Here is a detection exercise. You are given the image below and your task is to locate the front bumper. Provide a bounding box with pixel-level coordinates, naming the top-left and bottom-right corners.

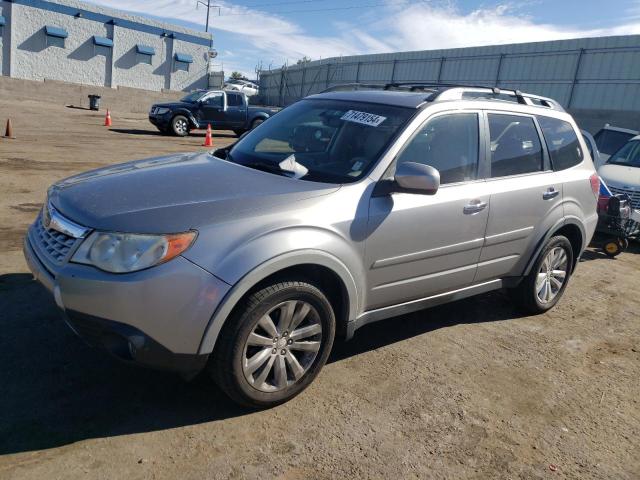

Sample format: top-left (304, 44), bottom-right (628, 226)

top-left (148, 113), bottom-right (171, 130)
top-left (24, 231), bottom-right (230, 376)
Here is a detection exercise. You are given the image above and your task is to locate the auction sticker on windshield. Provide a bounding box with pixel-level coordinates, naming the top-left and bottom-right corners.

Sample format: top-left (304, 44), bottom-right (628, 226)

top-left (341, 110), bottom-right (387, 127)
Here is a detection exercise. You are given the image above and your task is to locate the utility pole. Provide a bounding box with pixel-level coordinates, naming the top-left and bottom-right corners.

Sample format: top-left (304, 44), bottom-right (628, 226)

top-left (197, 0), bottom-right (221, 32)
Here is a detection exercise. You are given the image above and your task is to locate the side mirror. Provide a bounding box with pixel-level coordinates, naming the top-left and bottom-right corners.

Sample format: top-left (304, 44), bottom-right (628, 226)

top-left (395, 162), bottom-right (440, 195)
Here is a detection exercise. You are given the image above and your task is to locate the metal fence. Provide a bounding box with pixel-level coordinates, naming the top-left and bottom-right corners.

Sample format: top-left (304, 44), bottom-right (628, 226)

top-left (257, 35), bottom-right (640, 118)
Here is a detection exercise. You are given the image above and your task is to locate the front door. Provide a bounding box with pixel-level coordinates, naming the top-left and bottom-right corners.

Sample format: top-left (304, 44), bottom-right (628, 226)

top-left (198, 92), bottom-right (226, 128)
top-left (364, 111), bottom-right (491, 310)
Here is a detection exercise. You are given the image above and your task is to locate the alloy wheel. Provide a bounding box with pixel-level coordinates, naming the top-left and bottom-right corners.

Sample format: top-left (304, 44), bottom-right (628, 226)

top-left (174, 119), bottom-right (188, 135)
top-left (536, 246), bottom-right (568, 304)
top-left (242, 300), bottom-right (322, 392)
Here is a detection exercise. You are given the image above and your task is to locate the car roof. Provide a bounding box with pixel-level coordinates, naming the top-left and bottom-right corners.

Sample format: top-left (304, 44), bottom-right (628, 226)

top-left (601, 125), bottom-right (639, 135)
top-left (307, 90), bottom-right (431, 109)
top-left (305, 89), bottom-right (573, 123)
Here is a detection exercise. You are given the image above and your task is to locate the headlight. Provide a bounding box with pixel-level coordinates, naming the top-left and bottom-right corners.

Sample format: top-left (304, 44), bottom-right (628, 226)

top-left (155, 107), bottom-right (170, 115)
top-left (71, 231), bottom-right (197, 273)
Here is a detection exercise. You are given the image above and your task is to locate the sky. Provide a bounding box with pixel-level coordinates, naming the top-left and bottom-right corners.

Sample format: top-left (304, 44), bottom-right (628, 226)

top-left (86, 0), bottom-right (640, 78)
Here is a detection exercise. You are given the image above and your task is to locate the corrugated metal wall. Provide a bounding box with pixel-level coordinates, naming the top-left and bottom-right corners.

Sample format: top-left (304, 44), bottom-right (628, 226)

top-left (258, 35), bottom-right (640, 130)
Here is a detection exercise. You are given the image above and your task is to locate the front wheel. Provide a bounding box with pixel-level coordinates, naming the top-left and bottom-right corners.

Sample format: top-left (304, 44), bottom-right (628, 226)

top-left (511, 235), bottom-right (573, 314)
top-left (210, 280), bottom-right (336, 408)
top-left (171, 115), bottom-right (190, 136)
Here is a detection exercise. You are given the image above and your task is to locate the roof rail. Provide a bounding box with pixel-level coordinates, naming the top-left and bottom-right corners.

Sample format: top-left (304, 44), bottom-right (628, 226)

top-left (320, 82), bottom-right (565, 111)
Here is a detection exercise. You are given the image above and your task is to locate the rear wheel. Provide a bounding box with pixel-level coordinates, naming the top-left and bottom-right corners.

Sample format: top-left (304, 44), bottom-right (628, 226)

top-left (171, 115), bottom-right (190, 136)
top-left (250, 118), bottom-right (264, 130)
top-left (210, 280), bottom-right (335, 408)
top-left (603, 239), bottom-right (623, 257)
top-left (511, 235), bottom-right (573, 314)
top-left (233, 129), bottom-right (246, 137)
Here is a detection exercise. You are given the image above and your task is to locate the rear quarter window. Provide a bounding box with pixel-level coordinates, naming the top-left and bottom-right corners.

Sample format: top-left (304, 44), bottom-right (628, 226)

top-left (537, 116), bottom-right (583, 171)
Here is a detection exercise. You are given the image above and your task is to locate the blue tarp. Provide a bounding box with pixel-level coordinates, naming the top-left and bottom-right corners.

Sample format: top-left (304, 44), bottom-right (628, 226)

top-left (136, 44), bottom-right (155, 56)
top-left (174, 52), bottom-right (194, 64)
top-left (93, 36), bottom-right (113, 48)
top-left (45, 26), bottom-right (68, 39)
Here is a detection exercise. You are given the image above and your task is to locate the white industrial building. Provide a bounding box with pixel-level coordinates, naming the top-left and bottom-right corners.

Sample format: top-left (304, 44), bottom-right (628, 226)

top-left (0, 0), bottom-right (213, 91)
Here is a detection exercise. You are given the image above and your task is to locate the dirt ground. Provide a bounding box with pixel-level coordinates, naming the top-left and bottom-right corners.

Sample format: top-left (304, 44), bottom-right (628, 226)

top-left (0, 91), bottom-right (639, 480)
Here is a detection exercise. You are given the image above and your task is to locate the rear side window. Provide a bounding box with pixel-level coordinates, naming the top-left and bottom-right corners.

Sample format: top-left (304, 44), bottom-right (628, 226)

top-left (396, 113), bottom-right (479, 184)
top-left (227, 93), bottom-right (243, 107)
top-left (537, 116), bottom-right (583, 171)
top-left (488, 114), bottom-right (543, 177)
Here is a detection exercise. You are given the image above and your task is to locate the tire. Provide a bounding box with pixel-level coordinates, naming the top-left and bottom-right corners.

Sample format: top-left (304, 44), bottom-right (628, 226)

top-left (603, 239), bottom-right (622, 258)
top-left (511, 235), bottom-right (574, 314)
top-left (233, 129), bottom-right (246, 137)
top-left (171, 115), bottom-right (190, 136)
top-left (210, 280), bottom-right (336, 408)
top-left (250, 118), bottom-right (264, 130)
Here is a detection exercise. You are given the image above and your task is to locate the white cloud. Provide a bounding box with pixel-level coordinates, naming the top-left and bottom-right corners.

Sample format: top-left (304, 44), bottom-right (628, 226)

top-left (87, 0), bottom-right (640, 76)
top-left (377, 3), bottom-right (640, 52)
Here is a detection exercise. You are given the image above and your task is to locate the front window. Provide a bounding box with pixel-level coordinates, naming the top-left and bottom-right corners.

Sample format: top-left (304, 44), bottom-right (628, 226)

top-left (225, 99), bottom-right (414, 183)
top-left (607, 140), bottom-right (640, 167)
top-left (394, 113), bottom-right (479, 184)
top-left (181, 91), bottom-right (205, 103)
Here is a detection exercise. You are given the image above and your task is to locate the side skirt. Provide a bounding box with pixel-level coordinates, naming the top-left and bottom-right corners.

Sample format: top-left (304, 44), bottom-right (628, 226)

top-left (346, 279), bottom-right (504, 339)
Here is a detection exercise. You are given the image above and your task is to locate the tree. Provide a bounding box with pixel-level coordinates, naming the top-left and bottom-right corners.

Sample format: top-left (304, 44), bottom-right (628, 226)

top-left (230, 71), bottom-right (245, 80)
top-left (296, 56), bottom-right (311, 65)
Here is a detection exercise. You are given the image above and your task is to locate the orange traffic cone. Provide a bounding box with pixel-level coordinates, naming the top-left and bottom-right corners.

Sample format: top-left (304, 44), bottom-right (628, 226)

top-left (202, 124), bottom-right (213, 147)
top-left (4, 118), bottom-right (15, 139)
top-left (104, 109), bottom-right (112, 127)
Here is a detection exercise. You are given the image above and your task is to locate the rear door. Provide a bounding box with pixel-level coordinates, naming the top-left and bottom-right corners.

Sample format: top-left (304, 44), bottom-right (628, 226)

top-left (475, 111), bottom-right (563, 282)
top-left (225, 92), bottom-right (247, 128)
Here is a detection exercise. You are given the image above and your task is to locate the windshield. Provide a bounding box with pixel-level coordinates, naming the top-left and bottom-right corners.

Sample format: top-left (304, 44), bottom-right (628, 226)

top-left (181, 91), bottom-right (205, 103)
top-left (225, 99), bottom-right (414, 183)
top-left (607, 140), bottom-right (640, 167)
top-left (594, 129), bottom-right (636, 155)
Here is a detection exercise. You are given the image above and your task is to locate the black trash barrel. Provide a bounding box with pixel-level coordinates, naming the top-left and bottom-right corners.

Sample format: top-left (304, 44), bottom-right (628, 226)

top-left (88, 95), bottom-right (101, 111)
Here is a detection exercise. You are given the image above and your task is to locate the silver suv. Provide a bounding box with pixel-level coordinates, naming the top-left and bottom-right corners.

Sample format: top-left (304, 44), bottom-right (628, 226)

top-left (24, 84), bottom-right (599, 407)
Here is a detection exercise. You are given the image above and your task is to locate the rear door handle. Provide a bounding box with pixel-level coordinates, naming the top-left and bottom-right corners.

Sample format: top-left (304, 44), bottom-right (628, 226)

top-left (543, 188), bottom-right (560, 200)
top-left (463, 200), bottom-right (488, 214)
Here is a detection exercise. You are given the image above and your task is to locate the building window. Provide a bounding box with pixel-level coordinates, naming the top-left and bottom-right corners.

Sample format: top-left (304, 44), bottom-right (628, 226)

top-left (174, 52), bottom-right (193, 72)
top-left (45, 25), bottom-right (68, 49)
top-left (93, 36), bottom-right (113, 56)
top-left (0, 15), bottom-right (5, 36)
top-left (136, 44), bottom-right (155, 65)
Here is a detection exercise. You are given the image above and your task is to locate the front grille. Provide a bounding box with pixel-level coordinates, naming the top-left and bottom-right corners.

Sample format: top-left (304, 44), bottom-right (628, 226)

top-left (33, 213), bottom-right (81, 265)
top-left (609, 186), bottom-right (640, 209)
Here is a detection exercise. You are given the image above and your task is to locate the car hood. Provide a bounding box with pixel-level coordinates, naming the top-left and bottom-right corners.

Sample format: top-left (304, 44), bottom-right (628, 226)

top-left (48, 152), bottom-right (339, 233)
top-left (598, 163), bottom-right (640, 189)
top-left (152, 101), bottom-right (194, 109)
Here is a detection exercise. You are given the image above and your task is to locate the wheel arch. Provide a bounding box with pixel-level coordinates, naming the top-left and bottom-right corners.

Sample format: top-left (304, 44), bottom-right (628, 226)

top-left (172, 109), bottom-right (200, 129)
top-left (197, 250), bottom-right (359, 355)
top-left (524, 217), bottom-right (585, 276)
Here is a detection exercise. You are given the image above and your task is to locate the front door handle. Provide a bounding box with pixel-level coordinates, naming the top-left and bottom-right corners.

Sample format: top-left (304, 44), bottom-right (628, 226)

top-left (543, 187), bottom-right (560, 200)
top-left (463, 200), bottom-right (488, 214)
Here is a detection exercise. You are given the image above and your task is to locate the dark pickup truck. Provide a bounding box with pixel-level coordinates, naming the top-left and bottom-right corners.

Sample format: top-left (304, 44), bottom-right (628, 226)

top-left (149, 90), bottom-right (280, 137)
